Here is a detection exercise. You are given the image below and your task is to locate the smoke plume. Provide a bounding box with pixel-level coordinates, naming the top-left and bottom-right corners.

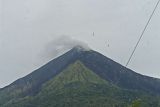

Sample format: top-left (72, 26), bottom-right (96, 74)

top-left (42, 36), bottom-right (89, 59)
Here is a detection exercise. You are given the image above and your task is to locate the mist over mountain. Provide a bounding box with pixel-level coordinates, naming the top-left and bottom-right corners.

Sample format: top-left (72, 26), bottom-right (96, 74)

top-left (42, 36), bottom-right (90, 60)
top-left (0, 46), bottom-right (160, 107)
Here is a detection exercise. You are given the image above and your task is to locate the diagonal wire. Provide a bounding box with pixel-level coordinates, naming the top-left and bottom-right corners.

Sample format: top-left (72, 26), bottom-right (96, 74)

top-left (126, 0), bottom-right (160, 67)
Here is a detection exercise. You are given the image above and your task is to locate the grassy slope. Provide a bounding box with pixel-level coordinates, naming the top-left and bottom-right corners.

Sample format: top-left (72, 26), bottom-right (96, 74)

top-left (1, 61), bottom-right (160, 107)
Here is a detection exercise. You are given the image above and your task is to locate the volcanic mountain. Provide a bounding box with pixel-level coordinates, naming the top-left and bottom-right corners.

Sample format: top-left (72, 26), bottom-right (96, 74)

top-left (0, 46), bottom-right (160, 107)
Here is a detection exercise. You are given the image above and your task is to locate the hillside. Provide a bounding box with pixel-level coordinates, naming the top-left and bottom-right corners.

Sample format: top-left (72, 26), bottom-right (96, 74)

top-left (0, 46), bottom-right (160, 107)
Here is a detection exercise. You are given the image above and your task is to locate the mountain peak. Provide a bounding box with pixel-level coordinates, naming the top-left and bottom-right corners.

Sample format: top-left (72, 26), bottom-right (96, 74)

top-left (1, 44), bottom-right (160, 107)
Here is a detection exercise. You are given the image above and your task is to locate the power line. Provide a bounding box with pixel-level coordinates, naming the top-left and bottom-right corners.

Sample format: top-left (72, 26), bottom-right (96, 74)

top-left (126, 0), bottom-right (160, 67)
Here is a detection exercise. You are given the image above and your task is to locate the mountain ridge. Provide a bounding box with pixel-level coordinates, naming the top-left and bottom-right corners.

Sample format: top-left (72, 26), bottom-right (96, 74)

top-left (0, 46), bottom-right (160, 107)
top-left (1, 46), bottom-right (160, 94)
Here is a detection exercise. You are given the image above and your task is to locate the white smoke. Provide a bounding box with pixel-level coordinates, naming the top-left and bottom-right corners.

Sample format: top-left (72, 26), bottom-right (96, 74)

top-left (42, 36), bottom-right (90, 59)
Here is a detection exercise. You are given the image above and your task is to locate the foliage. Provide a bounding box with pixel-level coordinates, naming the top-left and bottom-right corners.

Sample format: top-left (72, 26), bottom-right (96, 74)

top-left (1, 61), bottom-right (160, 107)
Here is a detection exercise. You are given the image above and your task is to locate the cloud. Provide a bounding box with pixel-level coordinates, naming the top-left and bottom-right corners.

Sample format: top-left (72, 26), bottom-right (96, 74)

top-left (41, 35), bottom-right (89, 59)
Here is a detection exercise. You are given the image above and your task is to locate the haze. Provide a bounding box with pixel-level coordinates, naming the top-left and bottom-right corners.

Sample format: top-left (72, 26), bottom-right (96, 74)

top-left (0, 0), bottom-right (160, 88)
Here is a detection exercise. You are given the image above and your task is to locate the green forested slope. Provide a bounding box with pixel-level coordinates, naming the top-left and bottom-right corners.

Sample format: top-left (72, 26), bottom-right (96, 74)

top-left (1, 61), bottom-right (160, 107)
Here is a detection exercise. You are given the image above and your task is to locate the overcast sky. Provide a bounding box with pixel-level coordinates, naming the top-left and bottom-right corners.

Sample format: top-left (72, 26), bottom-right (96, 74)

top-left (0, 0), bottom-right (160, 88)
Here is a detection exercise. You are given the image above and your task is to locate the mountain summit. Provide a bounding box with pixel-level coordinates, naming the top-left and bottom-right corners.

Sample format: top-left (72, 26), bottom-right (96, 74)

top-left (0, 46), bottom-right (160, 107)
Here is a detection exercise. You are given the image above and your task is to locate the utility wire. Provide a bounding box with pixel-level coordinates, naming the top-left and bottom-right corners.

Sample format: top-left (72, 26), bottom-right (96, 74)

top-left (126, 0), bottom-right (160, 67)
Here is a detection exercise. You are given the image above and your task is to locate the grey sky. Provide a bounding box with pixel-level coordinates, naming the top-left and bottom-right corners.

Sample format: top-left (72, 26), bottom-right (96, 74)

top-left (0, 0), bottom-right (160, 88)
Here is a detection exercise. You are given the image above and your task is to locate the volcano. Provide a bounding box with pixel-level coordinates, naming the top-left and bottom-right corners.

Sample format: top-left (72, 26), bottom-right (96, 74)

top-left (0, 46), bottom-right (160, 107)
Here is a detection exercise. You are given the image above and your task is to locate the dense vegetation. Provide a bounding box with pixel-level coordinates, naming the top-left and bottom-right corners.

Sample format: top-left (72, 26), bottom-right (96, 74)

top-left (1, 61), bottom-right (160, 107)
